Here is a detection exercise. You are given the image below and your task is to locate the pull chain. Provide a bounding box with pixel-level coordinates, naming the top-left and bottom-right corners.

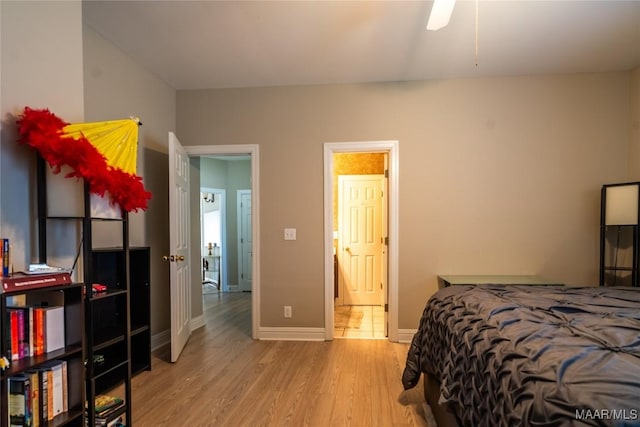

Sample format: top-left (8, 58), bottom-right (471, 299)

top-left (475, 0), bottom-right (479, 67)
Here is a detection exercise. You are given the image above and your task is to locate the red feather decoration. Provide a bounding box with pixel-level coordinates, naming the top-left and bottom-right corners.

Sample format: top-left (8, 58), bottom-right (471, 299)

top-left (17, 107), bottom-right (152, 212)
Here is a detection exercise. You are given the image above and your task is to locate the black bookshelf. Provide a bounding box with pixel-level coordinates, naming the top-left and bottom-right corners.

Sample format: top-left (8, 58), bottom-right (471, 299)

top-left (33, 155), bottom-right (135, 426)
top-left (600, 182), bottom-right (640, 287)
top-left (92, 247), bottom-right (151, 376)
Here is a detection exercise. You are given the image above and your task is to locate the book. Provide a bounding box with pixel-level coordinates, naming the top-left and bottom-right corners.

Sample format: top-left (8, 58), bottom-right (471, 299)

top-left (38, 364), bottom-right (54, 421)
top-left (42, 306), bottom-right (65, 353)
top-left (26, 264), bottom-right (71, 275)
top-left (61, 360), bottom-right (68, 413)
top-left (35, 366), bottom-right (49, 422)
top-left (40, 360), bottom-right (64, 418)
top-left (8, 374), bottom-right (31, 427)
top-left (96, 401), bottom-right (125, 420)
top-left (7, 306), bottom-right (34, 359)
top-left (2, 272), bottom-right (71, 293)
top-left (26, 370), bottom-right (40, 427)
top-left (2, 238), bottom-right (9, 277)
top-left (8, 310), bottom-right (18, 361)
top-left (33, 308), bottom-right (45, 356)
top-left (7, 308), bottom-right (27, 360)
top-left (94, 394), bottom-right (124, 414)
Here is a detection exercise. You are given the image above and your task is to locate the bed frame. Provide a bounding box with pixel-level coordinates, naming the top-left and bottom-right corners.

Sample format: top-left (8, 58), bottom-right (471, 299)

top-left (423, 372), bottom-right (460, 427)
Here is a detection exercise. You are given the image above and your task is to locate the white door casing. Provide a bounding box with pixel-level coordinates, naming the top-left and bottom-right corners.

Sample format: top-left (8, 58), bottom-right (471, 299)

top-left (338, 175), bottom-right (384, 306)
top-left (238, 190), bottom-right (252, 292)
top-left (382, 153), bottom-right (389, 337)
top-left (169, 132), bottom-right (191, 362)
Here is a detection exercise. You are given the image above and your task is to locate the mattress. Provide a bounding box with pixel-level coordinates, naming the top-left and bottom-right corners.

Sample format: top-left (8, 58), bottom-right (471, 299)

top-left (402, 284), bottom-right (640, 426)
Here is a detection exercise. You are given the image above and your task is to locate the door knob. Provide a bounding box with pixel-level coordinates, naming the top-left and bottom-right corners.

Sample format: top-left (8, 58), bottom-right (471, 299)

top-left (177, 255), bottom-right (185, 261)
top-left (162, 255), bottom-right (176, 262)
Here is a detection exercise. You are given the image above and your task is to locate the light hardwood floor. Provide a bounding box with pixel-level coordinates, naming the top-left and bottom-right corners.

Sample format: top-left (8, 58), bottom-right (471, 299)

top-left (128, 292), bottom-right (431, 427)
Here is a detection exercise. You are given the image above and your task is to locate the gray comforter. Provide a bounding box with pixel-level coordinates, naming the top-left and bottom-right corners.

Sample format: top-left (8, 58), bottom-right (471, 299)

top-left (402, 285), bottom-right (640, 426)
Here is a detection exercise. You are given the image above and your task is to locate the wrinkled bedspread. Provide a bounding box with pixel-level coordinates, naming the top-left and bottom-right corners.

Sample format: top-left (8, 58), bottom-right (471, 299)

top-left (402, 285), bottom-right (640, 426)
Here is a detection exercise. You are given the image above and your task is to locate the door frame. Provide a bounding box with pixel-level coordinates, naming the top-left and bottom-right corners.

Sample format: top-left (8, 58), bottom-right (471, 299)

top-left (185, 144), bottom-right (260, 340)
top-left (323, 141), bottom-right (399, 341)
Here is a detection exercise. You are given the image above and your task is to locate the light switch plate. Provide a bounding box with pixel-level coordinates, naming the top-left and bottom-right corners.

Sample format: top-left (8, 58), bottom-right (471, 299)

top-left (284, 228), bottom-right (297, 240)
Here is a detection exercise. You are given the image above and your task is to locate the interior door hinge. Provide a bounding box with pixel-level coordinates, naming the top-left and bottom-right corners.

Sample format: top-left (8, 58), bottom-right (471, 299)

top-left (384, 303), bottom-right (388, 312)
top-left (384, 169), bottom-right (389, 178)
top-left (384, 236), bottom-right (389, 246)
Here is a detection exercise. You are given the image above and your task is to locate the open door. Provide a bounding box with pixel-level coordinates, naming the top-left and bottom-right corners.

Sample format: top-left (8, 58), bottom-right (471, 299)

top-left (169, 132), bottom-right (191, 362)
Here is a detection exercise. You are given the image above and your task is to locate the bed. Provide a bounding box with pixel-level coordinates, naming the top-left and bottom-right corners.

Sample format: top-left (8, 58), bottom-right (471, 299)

top-left (402, 284), bottom-right (640, 427)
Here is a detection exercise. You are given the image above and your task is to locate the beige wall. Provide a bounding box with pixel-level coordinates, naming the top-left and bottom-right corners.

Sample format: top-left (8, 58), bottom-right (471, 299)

top-left (82, 26), bottom-right (176, 338)
top-left (178, 72), bottom-right (632, 329)
top-left (1, 0), bottom-right (85, 271)
top-left (629, 67), bottom-right (640, 179)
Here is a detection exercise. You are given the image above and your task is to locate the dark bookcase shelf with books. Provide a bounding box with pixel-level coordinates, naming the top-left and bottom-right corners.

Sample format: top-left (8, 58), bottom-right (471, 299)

top-left (7, 155), bottom-right (149, 427)
top-left (1, 280), bottom-right (85, 427)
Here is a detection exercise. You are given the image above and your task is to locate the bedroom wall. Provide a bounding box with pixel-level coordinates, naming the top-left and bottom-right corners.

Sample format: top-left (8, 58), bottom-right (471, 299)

top-left (0, 0), bottom-right (84, 273)
top-left (82, 25), bottom-right (176, 341)
top-left (628, 67), bottom-right (640, 180)
top-left (177, 72), bottom-right (632, 330)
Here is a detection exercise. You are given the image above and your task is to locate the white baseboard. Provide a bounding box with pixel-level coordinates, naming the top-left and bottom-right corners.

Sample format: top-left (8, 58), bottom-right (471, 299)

top-left (191, 314), bottom-right (206, 331)
top-left (152, 316), bottom-right (205, 352)
top-left (259, 327), bottom-right (325, 341)
top-left (397, 329), bottom-right (418, 344)
top-left (151, 329), bottom-right (170, 352)
top-left (154, 326), bottom-right (410, 347)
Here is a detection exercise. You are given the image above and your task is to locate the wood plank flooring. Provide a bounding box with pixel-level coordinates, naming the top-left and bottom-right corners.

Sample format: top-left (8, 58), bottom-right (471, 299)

top-left (129, 292), bottom-right (431, 427)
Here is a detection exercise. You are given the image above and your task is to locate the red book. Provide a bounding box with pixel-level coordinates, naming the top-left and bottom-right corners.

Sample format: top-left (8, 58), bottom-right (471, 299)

top-left (10, 310), bottom-right (19, 361)
top-left (1, 272), bottom-right (71, 293)
top-left (17, 308), bottom-right (26, 359)
top-left (34, 308), bottom-right (45, 356)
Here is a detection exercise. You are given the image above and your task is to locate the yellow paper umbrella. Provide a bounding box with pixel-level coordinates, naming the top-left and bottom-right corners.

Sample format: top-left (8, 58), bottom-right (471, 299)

top-left (63, 117), bottom-right (140, 174)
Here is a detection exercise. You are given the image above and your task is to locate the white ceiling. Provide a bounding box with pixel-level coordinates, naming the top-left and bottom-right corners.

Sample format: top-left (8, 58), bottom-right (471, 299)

top-left (82, 0), bottom-right (640, 90)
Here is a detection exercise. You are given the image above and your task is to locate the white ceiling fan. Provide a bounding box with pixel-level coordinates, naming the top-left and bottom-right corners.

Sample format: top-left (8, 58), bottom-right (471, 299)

top-left (427, 0), bottom-right (457, 31)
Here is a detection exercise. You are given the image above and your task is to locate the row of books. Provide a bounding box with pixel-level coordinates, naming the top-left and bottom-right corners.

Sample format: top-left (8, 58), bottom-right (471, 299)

top-left (87, 394), bottom-right (126, 427)
top-left (7, 359), bottom-right (69, 426)
top-left (5, 305), bottom-right (65, 361)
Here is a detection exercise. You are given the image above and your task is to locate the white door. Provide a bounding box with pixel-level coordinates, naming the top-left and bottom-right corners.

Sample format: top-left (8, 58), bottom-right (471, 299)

top-left (338, 175), bottom-right (385, 305)
top-left (238, 190), bottom-right (252, 291)
top-left (169, 132), bottom-right (191, 362)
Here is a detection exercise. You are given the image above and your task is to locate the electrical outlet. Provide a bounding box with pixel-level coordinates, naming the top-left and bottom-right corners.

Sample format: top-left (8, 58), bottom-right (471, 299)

top-left (284, 228), bottom-right (297, 240)
top-left (284, 305), bottom-right (292, 318)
